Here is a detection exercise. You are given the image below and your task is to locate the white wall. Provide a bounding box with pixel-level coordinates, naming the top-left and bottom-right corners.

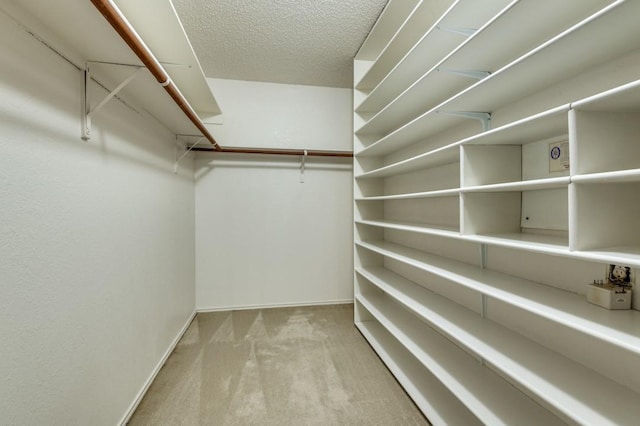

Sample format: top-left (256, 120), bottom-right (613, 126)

top-left (195, 79), bottom-right (353, 310)
top-left (0, 12), bottom-right (195, 425)
top-left (206, 78), bottom-right (353, 150)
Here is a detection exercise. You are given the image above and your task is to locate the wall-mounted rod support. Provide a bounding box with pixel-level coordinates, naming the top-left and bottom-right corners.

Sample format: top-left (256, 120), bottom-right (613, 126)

top-left (89, 0), bottom-right (353, 158)
top-left (174, 137), bottom-right (205, 173)
top-left (82, 65), bottom-right (143, 140)
top-left (88, 66), bottom-right (143, 119)
top-left (300, 150), bottom-right (308, 183)
top-left (81, 67), bottom-right (90, 140)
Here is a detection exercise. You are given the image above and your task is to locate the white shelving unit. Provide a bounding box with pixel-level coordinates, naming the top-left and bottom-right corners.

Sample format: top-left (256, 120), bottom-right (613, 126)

top-left (356, 293), bottom-right (564, 425)
top-left (357, 267), bottom-right (640, 425)
top-left (570, 79), bottom-right (640, 265)
top-left (354, 1), bottom-right (640, 424)
top-left (356, 0), bottom-right (512, 113)
top-left (355, 0), bottom-right (466, 92)
top-left (356, 0), bottom-right (610, 133)
top-left (354, 320), bottom-right (481, 426)
top-left (356, 0), bottom-right (640, 158)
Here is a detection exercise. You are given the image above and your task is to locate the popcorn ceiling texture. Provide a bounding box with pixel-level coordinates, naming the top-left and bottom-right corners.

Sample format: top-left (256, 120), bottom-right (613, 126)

top-left (173, 0), bottom-right (388, 88)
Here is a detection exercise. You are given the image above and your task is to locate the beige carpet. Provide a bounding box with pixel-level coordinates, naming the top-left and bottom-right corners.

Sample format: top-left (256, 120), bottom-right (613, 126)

top-left (129, 304), bottom-right (428, 425)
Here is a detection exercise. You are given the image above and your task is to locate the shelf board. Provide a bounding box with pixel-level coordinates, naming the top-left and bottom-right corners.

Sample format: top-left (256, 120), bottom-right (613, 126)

top-left (355, 0), bottom-right (468, 92)
top-left (355, 240), bottom-right (640, 355)
top-left (356, 294), bottom-right (563, 425)
top-left (355, 142), bottom-right (460, 178)
top-left (356, 0), bottom-right (513, 112)
top-left (357, 266), bottom-right (640, 425)
top-left (461, 177), bottom-right (570, 193)
top-left (572, 169), bottom-right (640, 184)
top-left (460, 104), bottom-right (569, 145)
top-left (571, 78), bottom-right (640, 112)
top-left (355, 188), bottom-right (460, 201)
top-left (356, 0), bottom-right (604, 132)
top-left (12, 0), bottom-right (220, 135)
top-left (355, 0), bottom-right (420, 61)
top-left (356, 107), bottom-right (462, 157)
top-left (464, 232), bottom-right (569, 256)
top-left (354, 321), bottom-right (481, 426)
top-left (114, 0), bottom-right (221, 116)
top-left (442, 0), bottom-right (640, 114)
top-left (574, 246), bottom-right (640, 269)
top-left (355, 220), bottom-right (461, 239)
top-left (358, 0), bottom-right (639, 157)
top-left (356, 104), bottom-right (568, 157)
top-left (357, 217), bottom-right (570, 255)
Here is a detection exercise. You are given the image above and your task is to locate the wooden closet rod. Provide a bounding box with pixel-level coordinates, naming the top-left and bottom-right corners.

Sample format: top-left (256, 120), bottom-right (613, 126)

top-left (189, 147), bottom-right (352, 157)
top-left (90, 0), bottom-right (353, 159)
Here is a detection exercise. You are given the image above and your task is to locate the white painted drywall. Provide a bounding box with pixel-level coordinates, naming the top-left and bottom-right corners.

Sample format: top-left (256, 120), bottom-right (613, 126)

top-left (195, 79), bottom-right (353, 310)
top-left (0, 13), bottom-right (195, 425)
top-left (206, 78), bottom-right (353, 150)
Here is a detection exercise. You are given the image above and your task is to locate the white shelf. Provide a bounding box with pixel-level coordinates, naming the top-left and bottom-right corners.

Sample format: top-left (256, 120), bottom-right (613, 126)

top-left (442, 0), bottom-right (639, 114)
top-left (570, 98), bottom-right (640, 175)
top-left (355, 142), bottom-right (459, 179)
top-left (356, 0), bottom-right (513, 113)
top-left (572, 169), bottom-right (640, 184)
top-left (356, 102), bottom-right (568, 157)
top-left (356, 0), bottom-right (606, 133)
top-left (355, 0), bottom-right (469, 91)
top-left (571, 78), bottom-right (640, 112)
top-left (464, 233), bottom-right (569, 256)
top-left (355, 188), bottom-right (460, 201)
top-left (358, 0), bottom-right (639, 157)
top-left (355, 0), bottom-right (420, 61)
top-left (460, 105), bottom-right (569, 146)
top-left (355, 219), bottom-right (571, 255)
top-left (355, 220), bottom-right (461, 240)
top-left (461, 177), bottom-right (570, 193)
top-left (11, 0), bottom-right (221, 135)
top-left (357, 266), bottom-right (640, 425)
top-left (571, 183), bottom-right (640, 260)
top-left (575, 246), bottom-right (640, 267)
top-left (354, 320), bottom-right (481, 426)
top-left (356, 293), bottom-right (564, 425)
top-left (356, 240), bottom-right (640, 355)
top-left (114, 0), bottom-right (221, 116)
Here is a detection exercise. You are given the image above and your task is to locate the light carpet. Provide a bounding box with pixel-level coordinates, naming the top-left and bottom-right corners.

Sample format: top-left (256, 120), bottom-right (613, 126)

top-left (129, 304), bottom-right (428, 425)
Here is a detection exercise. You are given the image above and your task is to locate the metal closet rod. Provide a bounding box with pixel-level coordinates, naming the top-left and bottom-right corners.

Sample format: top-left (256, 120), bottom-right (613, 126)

top-left (89, 0), bottom-right (353, 159)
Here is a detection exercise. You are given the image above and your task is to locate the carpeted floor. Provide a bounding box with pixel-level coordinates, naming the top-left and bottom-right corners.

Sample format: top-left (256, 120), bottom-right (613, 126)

top-left (129, 304), bottom-right (429, 425)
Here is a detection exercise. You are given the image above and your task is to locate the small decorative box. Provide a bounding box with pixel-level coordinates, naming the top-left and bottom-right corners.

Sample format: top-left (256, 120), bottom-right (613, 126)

top-left (587, 283), bottom-right (632, 310)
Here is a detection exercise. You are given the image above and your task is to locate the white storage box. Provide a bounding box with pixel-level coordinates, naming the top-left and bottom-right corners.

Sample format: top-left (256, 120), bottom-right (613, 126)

top-left (586, 284), bottom-right (632, 310)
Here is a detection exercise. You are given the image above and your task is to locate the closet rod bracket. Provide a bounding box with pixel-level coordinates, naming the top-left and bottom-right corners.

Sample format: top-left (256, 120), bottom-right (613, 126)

top-left (81, 64), bottom-right (144, 141)
top-left (174, 136), bottom-right (205, 173)
top-left (300, 150), bottom-right (308, 183)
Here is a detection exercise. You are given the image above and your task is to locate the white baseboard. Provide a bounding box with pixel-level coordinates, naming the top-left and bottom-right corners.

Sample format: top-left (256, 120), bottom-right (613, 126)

top-left (197, 298), bottom-right (353, 313)
top-left (118, 310), bottom-right (197, 426)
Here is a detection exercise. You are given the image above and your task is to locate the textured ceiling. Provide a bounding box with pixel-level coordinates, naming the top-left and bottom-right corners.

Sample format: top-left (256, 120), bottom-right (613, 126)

top-left (173, 0), bottom-right (388, 88)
